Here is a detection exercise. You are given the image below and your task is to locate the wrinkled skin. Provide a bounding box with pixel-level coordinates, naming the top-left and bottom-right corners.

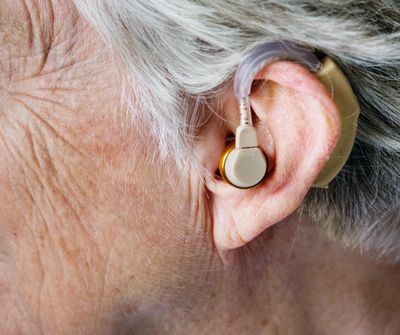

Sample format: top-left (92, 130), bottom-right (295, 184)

top-left (0, 1), bottom-right (218, 332)
top-left (1, 1), bottom-right (400, 335)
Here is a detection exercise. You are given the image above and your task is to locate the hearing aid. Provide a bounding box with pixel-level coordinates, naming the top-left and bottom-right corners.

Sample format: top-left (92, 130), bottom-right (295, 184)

top-left (219, 40), bottom-right (360, 189)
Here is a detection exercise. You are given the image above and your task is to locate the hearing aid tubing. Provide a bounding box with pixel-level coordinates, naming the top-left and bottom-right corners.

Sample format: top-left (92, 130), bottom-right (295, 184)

top-left (227, 40), bottom-right (360, 189)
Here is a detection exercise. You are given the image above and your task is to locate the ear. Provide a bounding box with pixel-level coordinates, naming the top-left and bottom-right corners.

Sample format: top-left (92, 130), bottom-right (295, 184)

top-left (199, 61), bottom-right (341, 250)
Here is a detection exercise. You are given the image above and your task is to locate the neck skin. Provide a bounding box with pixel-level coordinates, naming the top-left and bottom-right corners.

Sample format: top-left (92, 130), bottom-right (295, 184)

top-left (107, 214), bottom-right (400, 335)
top-left (1, 2), bottom-right (400, 334)
top-left (194, 216), bottom-right (400, 335)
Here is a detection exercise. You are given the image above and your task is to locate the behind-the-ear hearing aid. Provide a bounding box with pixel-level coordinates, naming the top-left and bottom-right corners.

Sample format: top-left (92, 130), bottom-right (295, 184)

top-left (219, 40), bottom-right (360, 189)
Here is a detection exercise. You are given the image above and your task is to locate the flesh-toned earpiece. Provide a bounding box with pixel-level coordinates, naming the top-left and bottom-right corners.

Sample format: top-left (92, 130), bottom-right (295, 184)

top-left (218, 40), bottom-right (360, 189)
top-left (219, 125), bottom-right (268, 189)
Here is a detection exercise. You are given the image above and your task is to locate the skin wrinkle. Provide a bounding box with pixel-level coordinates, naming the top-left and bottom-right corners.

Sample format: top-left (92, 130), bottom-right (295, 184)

top-left (3, 38), bottom-right (65, 335)
top-left (22, 215), bottom-right (46, 335)
top-left (0, 45), bottom-right (13, 84)
top-left (0, 202), bottom-right (35, 334)
top-left (20, 1), bottom-right (34, 51)
top-left (1, 1), bottom-right (84, 86)
top-left (3, 116), bottom-right (98, 264)
top-left (22, 0), bottom-right (75, 76)
top-left (10, 96), bottom-right (88, 158)
top-left (12, 1), bottom-right (51, 76)
top-left (6, 173), bottom-right (46, 334)
top-left (2, 39), bottom-right (120, 161)
top-left (0, 9), bottom-right (121, 331)
top-left (0, 3), bottom-right (30, 48)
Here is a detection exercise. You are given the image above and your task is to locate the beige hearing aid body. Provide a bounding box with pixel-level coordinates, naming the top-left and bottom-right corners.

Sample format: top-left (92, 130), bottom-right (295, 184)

top-left (219, 42), bottom-right (360, 189)
top-left (219, 125), bottom-right (268, 189)
top-left (313, 57), bottom-right (360, 188)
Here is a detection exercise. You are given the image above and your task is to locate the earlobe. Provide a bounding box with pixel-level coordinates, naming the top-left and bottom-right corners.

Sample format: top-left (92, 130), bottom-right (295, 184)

top-left (207, 61), bottom-right (342, 250)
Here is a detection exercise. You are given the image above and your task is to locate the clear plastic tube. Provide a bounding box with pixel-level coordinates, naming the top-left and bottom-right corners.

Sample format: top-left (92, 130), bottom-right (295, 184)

top-left (234, 40), bottom-right (321, 97)
top-left (234, 41), bottom-right (321, 125)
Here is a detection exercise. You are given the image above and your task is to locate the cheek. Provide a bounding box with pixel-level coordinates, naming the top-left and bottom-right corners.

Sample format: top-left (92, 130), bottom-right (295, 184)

top-left (105, 154), bottom-right (209, 271)
top-left (93, 156), bottom-right (217, 313)
top-left (0, 116), bottom-right (215, 331)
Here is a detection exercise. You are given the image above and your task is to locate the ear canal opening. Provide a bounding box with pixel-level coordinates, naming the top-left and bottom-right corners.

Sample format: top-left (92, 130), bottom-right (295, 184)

top-left (225, 133), bottom-right (235, 146)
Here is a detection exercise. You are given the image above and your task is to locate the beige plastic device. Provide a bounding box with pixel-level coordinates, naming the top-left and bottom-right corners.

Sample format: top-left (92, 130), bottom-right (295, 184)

top-left (313, 57), bottom-right (360, 188)
top-left (219, 124), bottom-right (268, 189)
top-left (219, 41), bottom-right (360, 189)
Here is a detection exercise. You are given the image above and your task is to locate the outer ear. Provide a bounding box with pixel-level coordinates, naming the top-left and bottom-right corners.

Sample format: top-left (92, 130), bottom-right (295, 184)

top-left (204, 61), bottom-right (341, 250)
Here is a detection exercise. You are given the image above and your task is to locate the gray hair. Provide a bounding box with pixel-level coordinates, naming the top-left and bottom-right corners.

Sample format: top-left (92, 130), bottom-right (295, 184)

top-left (73, 0), bottom-right (400, 261)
